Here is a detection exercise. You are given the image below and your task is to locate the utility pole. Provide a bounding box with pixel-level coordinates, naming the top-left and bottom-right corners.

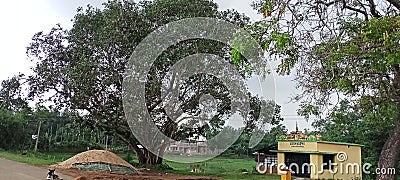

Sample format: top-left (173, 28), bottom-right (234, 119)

top-left (105, 135), bottom-right (109, 151)
top-left (34, 120), bottom-right (42, 152)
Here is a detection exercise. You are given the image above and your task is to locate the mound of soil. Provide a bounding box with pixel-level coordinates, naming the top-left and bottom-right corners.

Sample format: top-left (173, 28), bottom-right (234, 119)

top-left (50, 150), bottom-right (136, 171)
top-left (51, 150), bottom-right (218, 179)
top-left (59, 168), bottom-right (218, 180)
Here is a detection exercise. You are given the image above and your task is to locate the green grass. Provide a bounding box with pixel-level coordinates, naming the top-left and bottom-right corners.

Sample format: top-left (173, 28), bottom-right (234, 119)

top-left (161, 155), bottom-right (280, 180)
top-left (0, 151), bottom-right (74, 165)
top-left (122, 154), bottom-right (280, 179)
top-left (0, 151), bottom-right (280, 179)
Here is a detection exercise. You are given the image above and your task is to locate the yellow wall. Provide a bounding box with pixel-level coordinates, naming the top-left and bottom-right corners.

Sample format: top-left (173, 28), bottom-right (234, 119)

top-left (309, 154), bottom-right (322, 179)
top-left (278, 141), bottom-right (317, 151)
top-left (277, 141), bottom-right (362, 180)
top-left (277, 152), bottom-right (285, 165)
top-left (317, 143), bottom-right (362, 180)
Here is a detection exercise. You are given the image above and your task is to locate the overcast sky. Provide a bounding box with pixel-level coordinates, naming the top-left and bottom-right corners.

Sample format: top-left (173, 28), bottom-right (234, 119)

top-left (0, 0), bottom-right (314, 131)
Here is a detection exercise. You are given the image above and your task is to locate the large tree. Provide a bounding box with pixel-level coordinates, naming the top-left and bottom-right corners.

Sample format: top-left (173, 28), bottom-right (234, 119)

top-left (248, 1), bottom-right (400, 179)
top-left (312, 100), bottom-right (397, 179)
top-left (305, 17), bottom-right (400, 179)
top-left (0, 74), bottom-right (30, 112)
top-left (27, 0), bottom-right (276, 167)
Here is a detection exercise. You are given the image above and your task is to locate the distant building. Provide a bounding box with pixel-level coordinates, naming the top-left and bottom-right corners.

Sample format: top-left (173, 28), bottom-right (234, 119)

top-left (271, 124), bottom-right (363, 179)
top-left (254, 144), bottom-right (279, 174)
top-left (165, 140), bottom-right (216, 156)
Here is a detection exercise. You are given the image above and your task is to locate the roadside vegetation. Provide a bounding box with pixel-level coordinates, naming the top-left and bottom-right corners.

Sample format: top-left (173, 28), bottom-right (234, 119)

top-left (0, 150), bottom-right (279, 179)
top-left (1, 0), bottom-right (400, 179)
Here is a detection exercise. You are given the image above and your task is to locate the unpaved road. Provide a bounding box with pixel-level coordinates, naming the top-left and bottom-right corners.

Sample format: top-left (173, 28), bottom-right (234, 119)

top-left (0, 158), bottom-right (73, 180)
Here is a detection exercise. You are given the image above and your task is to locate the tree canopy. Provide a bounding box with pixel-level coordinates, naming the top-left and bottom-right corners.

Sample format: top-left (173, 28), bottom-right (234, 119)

top-left (26, 0), bottom-right (280, 167)
top-left (248, 1), bottom-right (400, 179)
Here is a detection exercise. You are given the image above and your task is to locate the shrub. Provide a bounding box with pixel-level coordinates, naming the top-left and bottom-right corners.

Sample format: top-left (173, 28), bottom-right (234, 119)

top-left (154, 163), bottom-right (174, 171)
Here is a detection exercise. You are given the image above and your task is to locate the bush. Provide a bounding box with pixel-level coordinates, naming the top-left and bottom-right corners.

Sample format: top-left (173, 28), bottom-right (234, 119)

top-left (154, 163), bottom-right (174, 171)
top-left (50, 141), bottom-right (104, 153)
top-left (130, 161), bottom-right (145, 168)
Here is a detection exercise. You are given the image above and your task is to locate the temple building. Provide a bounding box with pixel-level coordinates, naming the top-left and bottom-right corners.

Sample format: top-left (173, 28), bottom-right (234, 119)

top-left (165, 140), bottom-right (213, 156)
top-left (255, 124), bottom-right (364, 179)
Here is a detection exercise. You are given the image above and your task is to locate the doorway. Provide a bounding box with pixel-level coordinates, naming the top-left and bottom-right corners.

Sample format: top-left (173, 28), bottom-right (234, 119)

top-left (285, 153), bottom-right (311, 178)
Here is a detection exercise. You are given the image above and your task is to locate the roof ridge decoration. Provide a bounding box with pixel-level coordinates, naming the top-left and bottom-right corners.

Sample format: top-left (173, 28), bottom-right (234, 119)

top-left (276, 126), bottom-right (322, 141)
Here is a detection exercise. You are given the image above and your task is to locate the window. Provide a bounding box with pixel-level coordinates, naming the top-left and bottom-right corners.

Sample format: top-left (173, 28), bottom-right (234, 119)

top-left (323, 154), bottom-right (335, 169)
top-left (265, 155), bottom-right (278, 166)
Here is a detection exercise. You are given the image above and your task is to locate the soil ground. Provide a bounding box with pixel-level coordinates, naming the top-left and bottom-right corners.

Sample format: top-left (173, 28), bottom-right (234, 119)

top-left (52, 149), bottom-right (218, 179)
top-left (58, 168), bottom-right (218, 180)
top-left (0, 158), bottom-right (217, 180)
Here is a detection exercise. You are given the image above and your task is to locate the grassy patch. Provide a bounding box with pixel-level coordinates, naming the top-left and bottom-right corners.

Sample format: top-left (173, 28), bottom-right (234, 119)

top-left (0, 151), bottom-right (74, 165)
top-left (122, 154), bottom-right (280, 179)
top-left (0, 151), bottom-right (280, 179)
top-left (162, 155), bottom-right (280, 180)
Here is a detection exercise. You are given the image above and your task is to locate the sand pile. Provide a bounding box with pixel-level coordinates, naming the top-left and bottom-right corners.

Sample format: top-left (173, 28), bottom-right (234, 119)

top-left (50, 150), bottom-right (136, 171)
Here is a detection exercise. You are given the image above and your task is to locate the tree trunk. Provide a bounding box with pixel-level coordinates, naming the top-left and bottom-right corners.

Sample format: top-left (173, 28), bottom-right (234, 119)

top-left (112, 118), bottom-right (177, 168)
top-left (377, 104), bottom-right (400, 180)
top-left (136, 150), bottom-right (147, 166)
top-left (114, 133), bottom-right (163, 168)
top-left (143, 150), bottom-right (162, 168)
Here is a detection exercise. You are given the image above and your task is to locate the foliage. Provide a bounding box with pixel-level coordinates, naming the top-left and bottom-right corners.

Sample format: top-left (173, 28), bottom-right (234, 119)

top-left (153, 163), bottom-right (174, 171)
top-left (0, 74), bottom-right (30, 111)
top-left (223, 124), bottom-right (286, 157)
top-left (247, 1), bottom-right (400, 179)
top-left (222, 103), bottom-right (286, 157)
top-left (312, 100), bottom-right (397, 179)
top-left (302, 17), bottom-right (400, 178)
top-left (301, 16), bottom-right (400, 103)
top-left (0, 108), bottom-right (31, 150)
top-left (0, 76), bottom-right (118, 153)
top-left (25, 0), bottom-right (277, 167)
top-left (0, 150), bottom-right (280, 180)
top-left (233, 21), bottom-right (299, 75)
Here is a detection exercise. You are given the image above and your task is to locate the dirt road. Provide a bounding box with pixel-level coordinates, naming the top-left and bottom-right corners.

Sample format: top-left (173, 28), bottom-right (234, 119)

top-left (0, 158), bottom-right (73, 180)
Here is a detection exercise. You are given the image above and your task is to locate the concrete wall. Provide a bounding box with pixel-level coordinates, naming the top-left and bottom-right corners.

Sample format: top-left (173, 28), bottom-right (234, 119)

top-left (317, 143), bottom-right (362, 180)
top-left (278, 141), bottom-right (318, 152)
top-left (277, 141), bottom-right (362, 180)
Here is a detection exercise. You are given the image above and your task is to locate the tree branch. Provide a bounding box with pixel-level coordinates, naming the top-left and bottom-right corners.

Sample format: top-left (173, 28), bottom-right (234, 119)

top-left (368, 0), bottom-right (381, 17)
top-left (342, 0), bottom-right (369, 20)
top-left (315, 0), bottom-right (340, 7)
top-left (387, 0), bottom-right (400, 10)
